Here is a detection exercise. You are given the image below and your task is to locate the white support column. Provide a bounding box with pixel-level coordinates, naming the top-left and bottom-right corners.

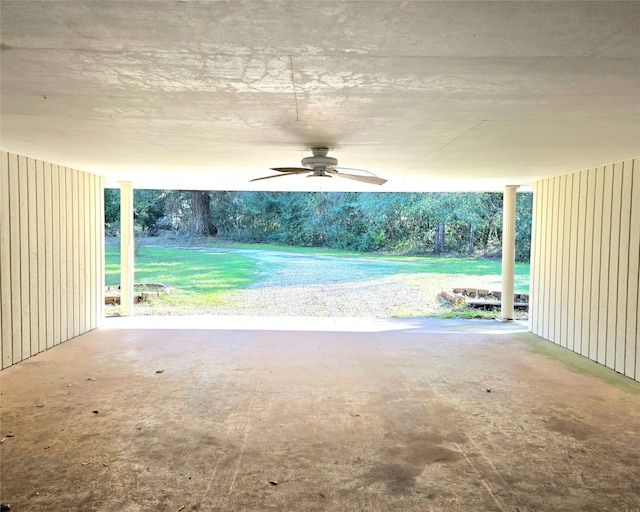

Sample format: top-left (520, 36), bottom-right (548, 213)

top-left (500, 185), bottom-right (519, 322)
top-left (119, 181), bottom-right (135, 316)
top-left (98, 176), bottom-right (106, 326)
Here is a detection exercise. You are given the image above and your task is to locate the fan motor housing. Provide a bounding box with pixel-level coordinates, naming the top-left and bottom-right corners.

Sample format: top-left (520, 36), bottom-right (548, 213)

top-left (301, 155), bottom-right (338, 169)
top-left (301, 146), bottom-right (338, 169)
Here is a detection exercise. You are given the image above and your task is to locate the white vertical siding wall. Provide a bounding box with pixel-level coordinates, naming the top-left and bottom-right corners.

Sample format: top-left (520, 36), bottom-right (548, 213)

top-left (531, 158), bottom-right (640, 381)
top-left (0, 150), bottom-right (104, 368)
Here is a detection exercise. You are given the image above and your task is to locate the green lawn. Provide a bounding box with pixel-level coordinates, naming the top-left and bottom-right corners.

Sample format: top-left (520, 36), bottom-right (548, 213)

top-left (106, 242), bottom-right (530, 308)
top-left (105, 244), bottom-right (259, 306)
top-left (222, 241), bottom-right (530, 284)
top-left (250, 241), bottom-right (531, 293)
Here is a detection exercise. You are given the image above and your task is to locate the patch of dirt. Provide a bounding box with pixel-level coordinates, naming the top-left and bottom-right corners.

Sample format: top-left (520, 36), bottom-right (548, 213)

top-left (129, 273), bottom-right (516, 318)
top-left (545, 416), bottom-right (601, 441)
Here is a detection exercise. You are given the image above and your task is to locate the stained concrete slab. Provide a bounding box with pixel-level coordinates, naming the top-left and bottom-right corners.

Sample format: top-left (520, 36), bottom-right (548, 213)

top-left (1, 317), bottom-right (639, 511)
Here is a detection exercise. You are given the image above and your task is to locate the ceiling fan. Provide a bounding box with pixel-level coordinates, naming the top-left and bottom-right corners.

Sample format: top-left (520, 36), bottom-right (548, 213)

top-left (250, 147), bottom-right (387, 185)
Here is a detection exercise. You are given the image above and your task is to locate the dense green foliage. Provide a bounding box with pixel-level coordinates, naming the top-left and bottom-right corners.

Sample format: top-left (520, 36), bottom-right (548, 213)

top-left (104, 189), bottom-right (168, 235)
top-left (104, 189), bottom-right (533, 261)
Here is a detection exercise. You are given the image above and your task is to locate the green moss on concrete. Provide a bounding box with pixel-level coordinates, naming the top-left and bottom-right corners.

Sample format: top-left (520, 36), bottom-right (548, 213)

top-left (527, 338), bottom-right (640, 396)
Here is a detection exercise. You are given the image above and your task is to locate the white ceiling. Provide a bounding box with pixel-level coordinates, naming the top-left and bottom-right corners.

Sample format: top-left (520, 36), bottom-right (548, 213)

top-left (1, 1), bottom-right (639, 192)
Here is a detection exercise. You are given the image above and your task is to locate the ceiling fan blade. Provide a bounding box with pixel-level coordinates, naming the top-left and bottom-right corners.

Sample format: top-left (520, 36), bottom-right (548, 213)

top-left (327, 169), bottom-right (387, 185)
top-left (250, 172), bottom-right (307, 182)
top-left (333, 166), bottom-right (382, 175)
top-left (270, 167), bottom-right (312, 174)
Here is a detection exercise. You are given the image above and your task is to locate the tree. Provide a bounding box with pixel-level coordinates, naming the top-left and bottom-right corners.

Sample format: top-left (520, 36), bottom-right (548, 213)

top-left (190, 191), bottom-right (217, 236)
top-left (103, 188), bottom-right (533, 261)
top-left (104, 188), bottom-right (167, 235)
top-left (434, 223), bottom-right (446, 254)
top-left (428, 193), bottom-right (458, 255)
top-left (515, 192), bottom-right (533, 262)
top-left (104, 188), bottom-right (120, 231)
top-left (134, 190), bottom-right (167, 235)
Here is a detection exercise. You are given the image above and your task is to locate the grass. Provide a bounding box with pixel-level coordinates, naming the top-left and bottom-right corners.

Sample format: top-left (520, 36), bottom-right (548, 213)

top-left (436, 306), bottom-right (500, 320)
top-left (393, 305), bottom-right (498, 320)
top-left (216, 240), bottom-right (529, 277)
top-left (148, 238), bottom-right (530, 291)
top-left (106, 244), bottom-right (259, 307)
top-left (105, 240), bottom-right (530, 314)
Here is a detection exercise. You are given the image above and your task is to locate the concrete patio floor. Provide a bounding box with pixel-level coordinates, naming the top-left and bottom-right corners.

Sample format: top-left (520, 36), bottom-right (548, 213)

top-left (1, 317), bottom-right (639, 511)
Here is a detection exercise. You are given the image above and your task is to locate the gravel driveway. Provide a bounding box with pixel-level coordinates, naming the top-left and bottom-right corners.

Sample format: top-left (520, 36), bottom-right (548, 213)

top-left (133, 248), bottom-right (505, 317)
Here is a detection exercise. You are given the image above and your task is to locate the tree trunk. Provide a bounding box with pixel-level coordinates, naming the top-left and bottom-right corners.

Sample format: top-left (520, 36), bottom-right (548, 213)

top-left (434, 223), bottom-right (446, 254)
top-left (468, 223), bottom-right (475, 255)
top-left (190, 191), bottom-right (217, 236)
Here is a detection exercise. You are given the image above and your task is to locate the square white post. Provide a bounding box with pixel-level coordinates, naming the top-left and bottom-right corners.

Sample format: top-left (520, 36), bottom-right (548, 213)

top-left (119, 181), bottom-right (134, 316)
top-left (500, 185), bottom-right (519, 322)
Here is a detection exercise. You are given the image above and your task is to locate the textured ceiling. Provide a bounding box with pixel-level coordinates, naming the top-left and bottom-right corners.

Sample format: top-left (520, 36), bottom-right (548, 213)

top-left (1, 1), bottom-right (639, 191)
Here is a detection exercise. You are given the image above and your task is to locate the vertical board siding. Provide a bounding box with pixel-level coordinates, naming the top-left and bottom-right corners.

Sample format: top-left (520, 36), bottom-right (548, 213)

top-left (556, 175), bottom-right (567, 345)
top-left (545, 178), bottom-right (556, 341)
top-left (574, 171), bottom-right (588, 355)
top-left (52, 165), bottom-right (61, 346)
top-left (66, 168), bottom-right (74, 341)
top-left (607, 163), bottom-right (623, 369)
top-left (583, 169), bottom-right (597, 358)
top-left (82, 174), bottom-right (90, 332)
top-left (560, 174), bottom-right (572, 348)
top-left (628, 161), bottom-right (640, 380)
top-left (566, 173), bottom-right (579, 352)
top-left (89, 175), bottom-right (96, 328)
top-left (531, 157), bottom-right (640, 381)
top-left (589, 168), bottom-right (605, 361)
top-left (530, 183), bottom-right (539, 332)
top-left (72, 170), bottom-right (80, 337)
top-left (27, 158), bottom-right (39, 357)
top-left (1, 152), bottom-right (13, 368)
top-left (18, 155), bottom-right (31, 361)
top-left (616, 161), bottom-right (633, 374)
top-left (58, 165), bottom-right (67, 345)
top-left (534, 181), bottom-right (550, 329)
top-left (36, 161), bottom-right (47, 354)
top-left (0, 151), bottom-right (104, 368)
top-left (530, 182), bottom-right (540, 333)
top-left (598, 165), bottom-right (614, 365)
top-left (9, 154), bottom-right (22, 363)
top-left (43, 162), bottom-right (54, 350)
